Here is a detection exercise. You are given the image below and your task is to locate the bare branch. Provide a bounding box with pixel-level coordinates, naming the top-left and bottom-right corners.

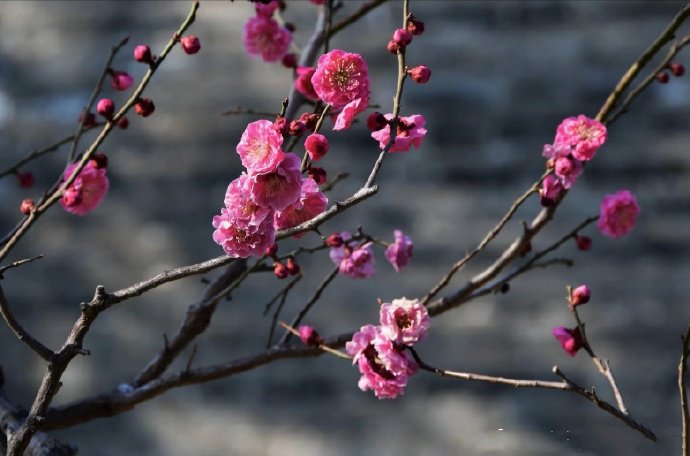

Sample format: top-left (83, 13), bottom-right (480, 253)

top-left (0, 283), bottom-right (54, 361)
top-left (680, 325), bottom-right (690, 456)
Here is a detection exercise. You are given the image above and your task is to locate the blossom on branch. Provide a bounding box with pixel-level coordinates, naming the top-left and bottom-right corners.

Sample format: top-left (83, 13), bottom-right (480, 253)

top-left (552, 326), bottom-right (585, 357)
top-left (236, 119), bottom-right (285, 174)
top-left (294, 66), bottom-right (319, 101)
top-left (329, 232), bottom-right (375, 279)
top-left (346, 325), bottom-right (418, 399)
top-left (379, 298), bottom-right (429, 345)
top-left (553, 114), bottom-right (607, 162)
top-left (385, 229), bottom-right (413, 272)
top-left (371, 113), bottom-right (427, 153)
top-left (274, 177), bottom-right (328, 237)
top-left (59, 161), bottom-right (110, 215)
top-left (247, 153), bottom-right (302, 211)
top-left (243, 15), bottom-right (292, 62)
top-left (597, 190), bottom-right (640, 239)
top-left (212, 207), bottom-right (275, 258)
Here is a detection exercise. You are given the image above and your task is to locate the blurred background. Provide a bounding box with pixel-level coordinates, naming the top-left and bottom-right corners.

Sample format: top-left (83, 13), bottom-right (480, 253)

top-left (1, 1), bottom-right (690, 454)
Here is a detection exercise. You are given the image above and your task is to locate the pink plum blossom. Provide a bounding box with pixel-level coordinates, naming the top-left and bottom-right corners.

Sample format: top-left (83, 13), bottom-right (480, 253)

top-left (247, 153), bottom-right (302, 211)
top-left (346, 325), bottom-right (418, 399)
top-left (371, 113), bottom-right (427, 153)
top-left (329, 232), bottom-right (375, 279)
top-left (59, 161), bottom-right (110, 215)
top-left (236, 119), bottom-right (285, 174)
top-left (553, 155), bottom-right (583, 189)
top-left (294, 66), bottom-right (319, 101)
top-left (333, 97), bottom-right (368, 131)
top-left (385, 229), bottom-right (413, 272)
top-left (597, 190), bottom-right (640, 239)
top-left (243, 16), bottom-right (292, 62)
top-left (311, 49), bottom-right (369, 108)
top-left (379, 298), bottom-right (430, 345)
top-left (274, 178), bottom-right (328, 236)
top-left (539, 174), bottom-right (564, 207)
top-left (223, 174), bottom-right (272, 228)
top-left (553, 114), bottom-right (607, 161)
top-left (542, 143), bottom-right (571, 160)
top-left (304, 133), bottom-right (329, 161)
top-left (109, 70), bottom-right (133, 91)
top-left (212, 207), bottom-right (275, 258)
top-left (552, 326), bottom-right (585, 357)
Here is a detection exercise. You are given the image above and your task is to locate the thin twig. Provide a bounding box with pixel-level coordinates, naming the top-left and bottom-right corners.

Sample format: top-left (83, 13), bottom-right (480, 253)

top-left (220, 107), bottom-right (279, 117)
top-left (680, 325), bottom-right (690, 456)
top-left (0, 283), bottom-right (54, 361)
top-left (0, 255), bottom-right (44, 277)
top-left (328, 0), bottom-right (390, 37)
top-left (266, 275), bottom-right (302, 348)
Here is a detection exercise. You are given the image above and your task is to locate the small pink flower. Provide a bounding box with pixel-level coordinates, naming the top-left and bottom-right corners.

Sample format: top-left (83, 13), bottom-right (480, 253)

top-left (346, 325), bottom-right (418, 399)
top-left (274, 178), bottom-right (328, 237)
top-left (597, 190), bottom-right (640, 239)
top-left (59, 161), bottom-right (110, 215)
top-left (552, 326), bottom-right (585, 357)
top-left (539, 174), bottom-right (564, 207)
top-left (371, 114), bottom-right (427, 153)
top-left (108, 70), bottom-right (133, 91)
top-left (570, 285), bottom-right (591, 309)
top-left (243, 16), bottom-right (292, 62)
top-left (247, 153), bottom-right (302, 211)
top-left (294, 66), bottom-right (319, 101)
top-left (223, 174), bottom-right (272, 228)
top-left (553, 155), bottom-right (583, 189)
top-left (212, 207), bottom-right (275, 258)
top-left (554, 114), bottom-right (607, 162)
top-left (329, 232), bottom-right (375, 279)
top-left (311, 49), bottom-right (369, 108)
top-left (379, 297), bottom-right (430, 345)
top-left (333, 97), bottom-right (368, 131)
top-left (236, 119), bottom-right (285, 174)
top-left (385, 229), bottom-right (413, 272)
top-left (304, 133), bottom-right (329, 161)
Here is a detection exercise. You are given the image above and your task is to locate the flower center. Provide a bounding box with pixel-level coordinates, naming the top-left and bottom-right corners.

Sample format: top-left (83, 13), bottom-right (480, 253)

top-left (394, 308), bottom-right (412, 330)
top-left (363, 345), bottom-right (395, 380)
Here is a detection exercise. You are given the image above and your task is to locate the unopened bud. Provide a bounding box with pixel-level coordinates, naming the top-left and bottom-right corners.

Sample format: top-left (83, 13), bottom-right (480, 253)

top-left (305, 133), bottom-right (329, 161)
top-left (265, 243), bottom-right (278, 257)
top-left (274, 116), bottom-right (289, 135)
top-left (282, 52), bottom-right (297, 69)
top-left (298, 325), bottom-right (323, 346)
top-left (408, 65), bottom-right (431, 84)
top-left (671, 62), bottom-right (686, 77)
top-left (386, 40), bottom-right (400, 55)
top-left (307, 166), bottom-right (327, 185)
top-left (366, 112), bottom-right (387, 132)
top-left (575, 235), bottom-right (592, 251)
top-left (326, 233), bottom-right (343, 248)
top-left (299, 112), bottom-right (318, 131)
top-left (180, 35), bottom-right (201, 55)
top-left (20, 198), bottom-right (35, 215)
top-left (96, 98), bottom-right (115, 120)
top-left (90, 153), bottom-right (108, 169)
top-left (134, 45), bottom-right (154, 64)
top-left (289, 120), bottom-right (305, 137)
top-left (79, 111), bottom-right (96, 128)
top-left (273, 262), bottom-right (288, 279)
top-left (117, 116), bottom-right (129, 130)
top-left (286, 257), bottom-right (300, 275)
top-left (656, 71), bottom-right (670, 84)
top-left (135, 98), bottom-right (155, 117)
top-left (392, 28), bottom-right (413, 47)
top-left (108, 69), bottom-right (133, 91)
top-left (569, 285), bottom-right (591, 309)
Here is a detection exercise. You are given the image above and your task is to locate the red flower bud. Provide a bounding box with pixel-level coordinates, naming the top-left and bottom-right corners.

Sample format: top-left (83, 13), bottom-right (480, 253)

top-left (386, 40), bottom-right (400, 55)
top-left (569, 285), bottom-right (591, 309)
top-left (671, 62), bottom-right (686, 77)
top-left (135, 98), bottom-right (155, 117)
top-left (286, 257), bottom-right (300, 275)
top-left (307, 166), bottom-right (327, 185)
top-left (20, 198), bottom-right (35, 215)
top-left (134, 45), bottom-right (153, 64)
top-left (392, 28), bottom-right (413, 47)
top-left (90, 153), bottom-right (108, 169)
top-left (282, 52), bottom-right (297, 69)
top-left (16, 172), bottom-right (34, 188)
top-left (656, 71), bottom-right (670, 84)
top-left (289, 120), bottom-right (305, 137)
top-left (299, 112), bottom-right (318, 131)
top-left (326, 233), bottom-right (343, 248)
top-left (273, 262), bottom-right (288, 279)
top-left (108, 69), bottom-right (133, 91)
top-left (79, 111), bottom-right (96, 128)
top-left (117, 116), bottom-right (129, 130)
top-left (298, 325), bottom-right (323, 346)
top-left (96, 98), bottom-right (115, 120)
top-left (180, 35), bottom-right (201, 55)
top-left (304, 133), bottom-right (329, 161)
top-left (575, 235), bottom-right (592, 251)
top-left (366, 112), bottom-right (387, 132)
top-left (274, 116), bottom-right (289, 135)
top-left (406, 15), bottom-right (425, 36)
top-left (408, 65), bottom-right (431, 84)
top-left (265, 243), bottom-right (278, 257)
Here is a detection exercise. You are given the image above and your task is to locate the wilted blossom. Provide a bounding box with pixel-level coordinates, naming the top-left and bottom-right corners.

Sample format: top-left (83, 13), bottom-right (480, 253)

top-left (380, 298), bottom-right (430, 345)
top-left (371, 113), bottom-right (427, 152)
top-left (294, 66), bottom-right (319, 101)
top-left (236, 119), bottom-right (285, 175)
top-left (212, 207), bottom-right (275, 258)
top-left (597, 190), bottom-right (640, 239)
top-left (59, 161), bottom-right (110, 215)
top-left (329, 232), bottom-right (375, 279)
top-left (552, 326), bottom-right (585, 357)
top-left (243, 15), bottom-right (292, 62)
top-left (247, 153), bottom-right (302, 211)
top-left (553, 114), bottom-right (607, 162)
top-left (274, 178), bottom-right (328, 236)
top-left (385, 229), bottom-right (413, 272)
top-left (346, 325), bottom-right (418, 399)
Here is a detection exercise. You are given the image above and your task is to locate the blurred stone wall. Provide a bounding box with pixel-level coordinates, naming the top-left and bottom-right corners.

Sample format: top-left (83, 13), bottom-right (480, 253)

top-left (1, 1), bottom-right (689, 455)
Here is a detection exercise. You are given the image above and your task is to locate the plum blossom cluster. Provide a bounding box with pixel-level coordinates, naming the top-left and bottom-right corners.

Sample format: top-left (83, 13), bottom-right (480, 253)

top-left (242, 1), bottom-right (292, 62)
top-left (540, 114), bottom-right (607, 205)
top-left (346, 298), bottom-right (430, 399)
top-left (212, 119), bottom-right (328, 258)
top-left (328, 229), bottom-right (413, 279)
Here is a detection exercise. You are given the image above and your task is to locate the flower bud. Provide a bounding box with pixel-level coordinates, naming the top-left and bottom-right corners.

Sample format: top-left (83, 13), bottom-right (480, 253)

top-left (274, 116), bottom-right (289, 135)
top-left (671, 62), bottom-right (686, 77)
top-left (386, 40), bottom-right (400, 55)
top-left (392, 28), bottom-right (413, 47)
top-left (569, 285), bottom-right (591, 309)
top-left (20, 198), bottom-right (35, 215)
top-left (134, 45), bottom-right (153, 64)
top-left (180, 35), bottom-right (201, 55)
top-left (366, 112), bottom-right (387, 132)
top-left (407, 15), bottom-right (425, 36)
top-left (16, 171), bottom-right (34, 188)
top-left (96, 98), bottom-right (115, 120)
top-left (552, 326), bottom-right (584, 357)
top-left (273, 261), bottom-right (288, 279)
top-left (265, 243), bottom-right (278, 257)
top-left (108, 69), bottom-right (133, 91)
top-left (286, 257), bottom-right (300, 275)
top-left (298, 325), bottom-right (323, 346)
top-left (326, 233), bottom-right (343, 248)
top-left (304, 133), bottom-right (329, 161)
top-left (408, 65), bottom-right (431, 84)
top-left (79, 111), bottom-right (96, 128)
top-left (307, 166), bottom-right (327, 185)
top-left (575, 235), bottom-right (592, 251)
top-left (281, 52), bottom-right (297, 69)
top-left (299, 112), bottom-right (318, 131)
top-left (289, 120), bottom-right (305, 137)
top-left (135, 98), bottom-right (155, 117)
top-left (62, 188), bottom-right (82, 207)
top-left (656, 71), bottom-right (669, 84)
top-left (117, 116), bottom-right (129, 130)
top-left (90, 152), bottom-right (108, 169)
